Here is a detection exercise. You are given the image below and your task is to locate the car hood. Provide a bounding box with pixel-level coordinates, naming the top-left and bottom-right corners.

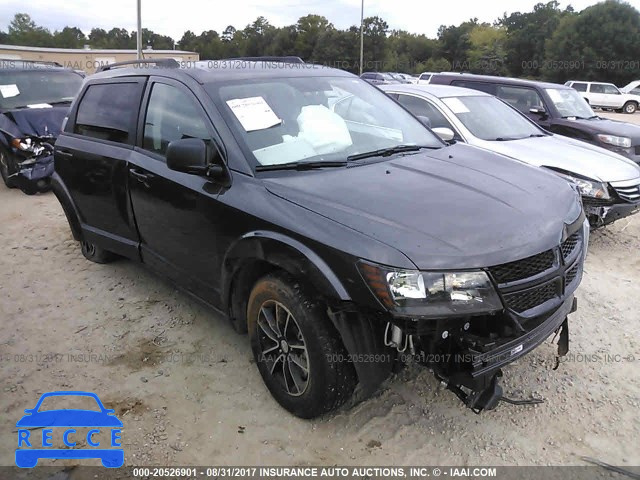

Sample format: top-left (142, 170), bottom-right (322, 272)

top-left (0, 106), bottom-right (68, 139)
top-left (263, 143), bottom-right (580, 270)
top-left (554, 117), bottom-right (640, 143)
top-left (474, 135), bottom-right (640, 183)
top-left (16, 410), bottom-right (123, 428)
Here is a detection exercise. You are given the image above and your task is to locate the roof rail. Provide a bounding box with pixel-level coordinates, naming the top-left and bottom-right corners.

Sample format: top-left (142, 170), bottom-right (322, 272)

top-left (97, 58), bottom-right (179, 72)
top-left (226, 56), bottom-right (304, 64)
top-left (0, 58), bottom-right (63, 67)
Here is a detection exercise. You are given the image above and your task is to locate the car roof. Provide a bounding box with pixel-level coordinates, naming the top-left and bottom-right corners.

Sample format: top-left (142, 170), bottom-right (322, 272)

top-left (90, 60), bottom-right (353, 84)
top-left (432, 72), bottom-right (571, 90)
top-left (381, 83), bottom-right (491, 98)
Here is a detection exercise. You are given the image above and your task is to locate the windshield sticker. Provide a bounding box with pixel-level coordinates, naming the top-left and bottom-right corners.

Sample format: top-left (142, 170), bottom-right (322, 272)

top-left (443, 97), bottom-right (470, 114)
top-left (0, 84), bottom-right (20, 98)
top-left (546, 89), bottom-right (564, 103)
top-left (27, 103), bottom-right (53, 109)
top-left (226, 96), bottom-right (282, 132)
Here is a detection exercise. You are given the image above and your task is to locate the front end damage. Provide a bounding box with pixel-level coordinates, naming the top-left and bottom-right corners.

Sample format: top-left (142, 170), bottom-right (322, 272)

top-left (331, 218), bottom-right (588, 413)
top-left (9, 136), bottom-right (55, 195)
top-left (386, 296), bottom-right (575, 412)
top-left (583, 179), bottom-right (640, 227)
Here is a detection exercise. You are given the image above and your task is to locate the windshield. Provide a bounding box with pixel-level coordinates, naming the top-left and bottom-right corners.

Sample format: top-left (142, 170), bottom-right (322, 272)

top-left (207, 75), bottom-right (442, 167)
top-left (545, 88), bottom-right (595, 119)
top-left (441, 95), bottom-right (543, 140)
top-left (0, 70), bottom-right (83, 110)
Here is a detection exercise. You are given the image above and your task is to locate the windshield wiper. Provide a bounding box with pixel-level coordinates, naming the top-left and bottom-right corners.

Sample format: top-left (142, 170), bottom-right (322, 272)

top-left (346, 145), bottom-right (439, 162)
top-left (493, 137), bottom-right (522, 141)
top-left (561, 115), bottom-right (590, 120)
top-left (529, 133), bottom-right (548, 137)
top-left (48, 100), bottom-right (73, 106)
top-left (255, 160), bottom-right (347, 172)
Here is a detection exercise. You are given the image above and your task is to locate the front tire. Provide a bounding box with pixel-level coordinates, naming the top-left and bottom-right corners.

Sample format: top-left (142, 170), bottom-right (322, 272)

top-left (81, 239), bottom-right (116, 264)
top-left (624, 101), bottom-right (637, 114)
top-left (247, 273), bottom-right (356, 418)
top-left (0, 145), bottom-right (17, 188)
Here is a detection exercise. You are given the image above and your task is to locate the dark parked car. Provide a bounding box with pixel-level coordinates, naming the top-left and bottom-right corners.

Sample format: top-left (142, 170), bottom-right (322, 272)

top-left (360, 72), bottom-right (400, 85)
top-left (0, 59), bottom-right (84, 194)
top-left (430, 73), bottom-right (640, 165)
top-left (53, 59), bottom-right (587, 418)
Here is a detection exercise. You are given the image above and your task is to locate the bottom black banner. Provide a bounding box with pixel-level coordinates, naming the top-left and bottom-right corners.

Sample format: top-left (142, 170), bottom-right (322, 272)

top-left (1, 465), bottom-right (639, 480)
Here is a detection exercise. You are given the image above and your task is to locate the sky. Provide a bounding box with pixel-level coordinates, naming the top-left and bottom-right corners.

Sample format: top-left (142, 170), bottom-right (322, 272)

top-left (0, 0), bottom-right (629, 42)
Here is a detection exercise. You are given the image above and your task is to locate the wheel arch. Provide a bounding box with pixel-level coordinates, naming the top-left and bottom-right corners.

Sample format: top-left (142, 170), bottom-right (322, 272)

top-left (50, 171), bottom-right (83, 241)
top-left (222, 231), bottom-right (351, 333)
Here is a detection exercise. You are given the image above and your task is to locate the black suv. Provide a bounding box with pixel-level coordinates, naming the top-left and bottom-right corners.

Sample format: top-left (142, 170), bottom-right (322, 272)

top-left (430, 73), bottom-right (640, 165)
top-left (0, 59), bottom-right (83, 194)
top-left (53, 59), bottom-right (587, 418)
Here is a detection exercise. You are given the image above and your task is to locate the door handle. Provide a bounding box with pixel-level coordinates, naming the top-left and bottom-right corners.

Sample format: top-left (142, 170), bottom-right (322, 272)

top-left (129, 169), bottom-right (153, 188)
top-left (57, 150), bottom-right (73, 158)
top-left (130, 169), bottom-right (149, 181)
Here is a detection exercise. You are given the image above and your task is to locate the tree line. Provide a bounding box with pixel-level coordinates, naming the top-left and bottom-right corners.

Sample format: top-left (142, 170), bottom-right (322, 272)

top-left (2, 0), bottom-right (640, 85)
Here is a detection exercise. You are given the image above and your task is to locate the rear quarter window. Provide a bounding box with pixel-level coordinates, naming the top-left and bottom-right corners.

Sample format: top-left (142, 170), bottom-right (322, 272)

top-left (73, 82), bottom-right (142, 145)
top-left (571, 82), bottom-right (588, 92)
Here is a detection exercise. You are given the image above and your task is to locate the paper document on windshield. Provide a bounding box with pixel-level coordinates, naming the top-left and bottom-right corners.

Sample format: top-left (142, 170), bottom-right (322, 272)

top-left (443, 97), bottom-right (470, 114)
top-left (0, 84), bottom-right (20, 98)
top-left (546, 89), bottom-right (563, 103)
top-left (27, 103), bottom-right (53, 109)
top-left (226, 96), bottom-right (282, 132)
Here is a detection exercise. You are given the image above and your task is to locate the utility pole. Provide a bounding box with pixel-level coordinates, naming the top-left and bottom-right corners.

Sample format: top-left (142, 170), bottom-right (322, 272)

top-left (136, 0), bottom-right (142, 60)
top-left (359, 0), bottom-right (364, 75)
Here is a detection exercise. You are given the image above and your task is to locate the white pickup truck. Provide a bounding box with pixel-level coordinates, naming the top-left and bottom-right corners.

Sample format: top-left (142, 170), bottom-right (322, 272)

top-left (565, 80), bottom-right (640, 114)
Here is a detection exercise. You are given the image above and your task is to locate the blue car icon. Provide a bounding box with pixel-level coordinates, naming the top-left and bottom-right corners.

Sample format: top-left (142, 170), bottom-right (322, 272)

top-left (15, 391), bottom-right (123, 468)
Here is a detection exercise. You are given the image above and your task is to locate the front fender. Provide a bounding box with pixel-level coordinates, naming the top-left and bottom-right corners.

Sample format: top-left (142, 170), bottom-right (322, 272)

top-left (222, 230), bottom-right (351, 306)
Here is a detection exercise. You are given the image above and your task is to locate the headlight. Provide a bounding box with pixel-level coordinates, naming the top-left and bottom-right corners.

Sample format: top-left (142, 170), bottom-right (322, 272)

top-left (551, 171), bottom-right (610, 200)
top-left (358, 262), bottom-right (503, 316)
top-left (597, 134), bottom-right (631, 149)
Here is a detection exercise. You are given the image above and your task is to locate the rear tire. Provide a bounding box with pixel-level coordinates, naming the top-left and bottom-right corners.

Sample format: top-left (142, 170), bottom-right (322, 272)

top-left (0, 145), bottom-right (17, 188)
top-left (81, 239), bottom-right (117, 264)
top-left (623, 101), bottom-right (637, 114)
top-left (247, 272), bottom-right (356, 418)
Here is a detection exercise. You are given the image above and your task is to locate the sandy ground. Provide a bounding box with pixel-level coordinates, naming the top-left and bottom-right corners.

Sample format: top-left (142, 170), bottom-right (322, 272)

top-left (1, 114), bottom-right (639, 470)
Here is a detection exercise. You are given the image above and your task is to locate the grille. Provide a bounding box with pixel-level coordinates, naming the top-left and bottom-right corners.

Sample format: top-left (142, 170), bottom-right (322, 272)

top-left (492, 228), bottom-right (584, 315)
top-left (565, 262), bottom-right (580, 286)
top-left (613, 183), bottom-right (640, 203)
top-left (502, 282), bottom-right (558, 313)
top-left (489, 249), bottom-right (555, 284)
top-left (561, 233), bottom-right (580, 260)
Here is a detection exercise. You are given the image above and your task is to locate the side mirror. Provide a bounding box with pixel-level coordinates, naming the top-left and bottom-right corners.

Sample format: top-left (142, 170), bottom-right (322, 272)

top-left (529, 107), bottom-right (546, 116)
top-left (432, 127), bottom-right (455, 142)
top-left (166, 138), bottom-right (225, 178)
top-left (417, 115), bottom-right (432, 128)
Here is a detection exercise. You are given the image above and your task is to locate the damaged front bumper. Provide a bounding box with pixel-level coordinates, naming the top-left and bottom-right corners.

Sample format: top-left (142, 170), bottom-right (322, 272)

top-left (584, 201), bottom-right (640, 227)
top-left (13, 153), bottom-right (54, 194)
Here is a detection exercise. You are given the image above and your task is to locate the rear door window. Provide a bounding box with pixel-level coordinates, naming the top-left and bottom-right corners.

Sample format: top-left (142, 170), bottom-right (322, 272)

top-left (589, 84), bottom-right (605, 94)
top-left (74, 82), bottom-right (143, 145)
